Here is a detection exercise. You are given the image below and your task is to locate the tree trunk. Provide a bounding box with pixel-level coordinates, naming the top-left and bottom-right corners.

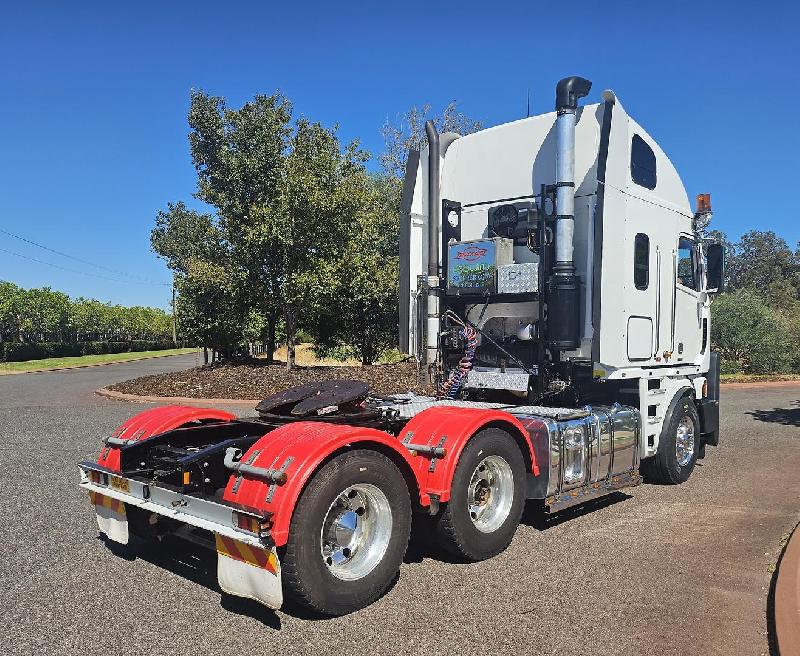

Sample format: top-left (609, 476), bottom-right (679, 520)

top-left (285, 305), bottom-right (297, 371)
top-left (203, 347), bottom-right (209, 365)
top-left (266, 310), bottom-right (277, 363)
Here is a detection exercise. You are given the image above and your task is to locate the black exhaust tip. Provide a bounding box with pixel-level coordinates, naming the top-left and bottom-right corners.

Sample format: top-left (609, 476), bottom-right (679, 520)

top-left (556, 76), bottom-right (592, 111)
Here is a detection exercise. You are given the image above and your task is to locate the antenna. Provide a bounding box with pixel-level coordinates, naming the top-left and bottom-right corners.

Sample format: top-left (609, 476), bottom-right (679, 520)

top-left (526, 88), bottom-right (530, 118)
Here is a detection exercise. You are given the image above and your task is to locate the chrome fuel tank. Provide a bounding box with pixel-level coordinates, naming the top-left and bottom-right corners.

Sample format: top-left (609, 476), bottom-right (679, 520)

top-left (516, 404), bottom-right (640, 500)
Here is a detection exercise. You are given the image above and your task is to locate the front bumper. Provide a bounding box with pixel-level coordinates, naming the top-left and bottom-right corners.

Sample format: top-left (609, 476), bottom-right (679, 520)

top-left (78, 462), bottom-right (282, 609)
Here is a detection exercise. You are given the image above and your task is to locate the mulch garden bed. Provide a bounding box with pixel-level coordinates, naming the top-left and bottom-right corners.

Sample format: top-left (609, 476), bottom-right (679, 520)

top-left (108, 359), bottom-right (433, 399)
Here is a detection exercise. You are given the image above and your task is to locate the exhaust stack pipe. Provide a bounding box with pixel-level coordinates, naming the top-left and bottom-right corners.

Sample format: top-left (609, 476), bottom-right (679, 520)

top-left (424, 120), bottom-right (441, 368)
top-left (425, 120), bottom-right (440, 277)
top-left (549, 76), bottom-right (592, 351)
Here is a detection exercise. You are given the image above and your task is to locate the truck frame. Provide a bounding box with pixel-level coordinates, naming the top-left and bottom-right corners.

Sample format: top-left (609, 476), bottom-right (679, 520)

top-left (79, 76), bottom-right (723, 616)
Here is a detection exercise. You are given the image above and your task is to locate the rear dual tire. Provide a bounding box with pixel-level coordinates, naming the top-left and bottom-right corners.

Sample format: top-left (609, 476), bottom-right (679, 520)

top-left (282, 430), bottom-right (527, 614)
top-left (282, 450), bottom-right (411, 616)
top-left (434, 428), bottom-right (526, 561)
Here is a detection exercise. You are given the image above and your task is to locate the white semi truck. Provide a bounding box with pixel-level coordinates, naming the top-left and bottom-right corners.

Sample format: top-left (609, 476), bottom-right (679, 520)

top-left (79, 77), bottom-right (723, 616)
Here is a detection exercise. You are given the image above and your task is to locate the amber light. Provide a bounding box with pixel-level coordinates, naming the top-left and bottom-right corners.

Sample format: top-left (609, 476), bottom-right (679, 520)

top-left (182, 471), bottom-right (191, 485)
top-left (696, 193), bottom-right (712, 213)
top-left (233, 511), bottom-right (273, 536)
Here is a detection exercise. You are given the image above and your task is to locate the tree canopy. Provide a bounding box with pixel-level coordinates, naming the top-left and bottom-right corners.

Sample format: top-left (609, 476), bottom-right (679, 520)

top-left (708, 229), bottom-right (800, 373)
top-left (0, 280), bottom-right (173, 344)
top-left (379, 101), bottom-right (483, 178)
top-left (151, 91), bottom-right (483, 367)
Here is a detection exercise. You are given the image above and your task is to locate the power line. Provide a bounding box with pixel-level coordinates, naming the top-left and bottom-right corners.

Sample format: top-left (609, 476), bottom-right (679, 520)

top-left (0, 226), bottom-right (167, 285)
top-left (0, 247), bottom-right (169, 286)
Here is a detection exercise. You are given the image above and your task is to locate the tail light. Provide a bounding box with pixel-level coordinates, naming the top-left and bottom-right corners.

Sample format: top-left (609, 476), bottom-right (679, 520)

top-left (233, 511), bottom-right (273, 538)
top-left (89, 470), bottom-right (108, 486)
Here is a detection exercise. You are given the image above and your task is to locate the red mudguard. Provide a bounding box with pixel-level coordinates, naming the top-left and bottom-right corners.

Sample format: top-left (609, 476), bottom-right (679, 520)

top-left (222, 421), bottom-right (426, 547)
top-left (399, 406), bottom-right (539, 501)
top-left (223, 407), bottom-right (538, 547)
top-left (98, 405), bottom-right (236, 472)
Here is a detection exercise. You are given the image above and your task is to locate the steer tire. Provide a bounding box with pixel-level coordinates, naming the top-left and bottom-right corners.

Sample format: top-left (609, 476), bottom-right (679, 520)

top-left (282, 449), bottom-right (411, 616)
top-left (640, 396), bottom-right (700, 485)
top-left (434, 428), bottom-right (526, 561)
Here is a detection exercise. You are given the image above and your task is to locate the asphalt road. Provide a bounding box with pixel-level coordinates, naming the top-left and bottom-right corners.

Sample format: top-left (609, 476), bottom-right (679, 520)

top-left (1, 357), bottom-right (799, 656)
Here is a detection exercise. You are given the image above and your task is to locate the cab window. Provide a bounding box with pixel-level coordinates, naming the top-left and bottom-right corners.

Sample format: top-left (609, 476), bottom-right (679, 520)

top-left (634, 233), bottom-right (649, 290)
top-left (677, 237), bottom-right (699, 291)
top-left (631, 134), bottom-right (657, 189)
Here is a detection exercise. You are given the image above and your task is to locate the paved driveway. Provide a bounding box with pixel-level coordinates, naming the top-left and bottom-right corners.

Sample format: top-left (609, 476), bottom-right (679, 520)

top-left (1, 359), bottom-right (798, 655)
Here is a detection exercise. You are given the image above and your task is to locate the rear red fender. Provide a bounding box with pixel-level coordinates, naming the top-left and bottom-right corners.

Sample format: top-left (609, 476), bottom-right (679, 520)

top-left (222, 407), bottom-right (538, 547)
top-left (98, 405), bottom-right (236, 472)
top-left (222, 421), bottom-right (429, 547)
top-left (398, 406), bottom-right (539, 502)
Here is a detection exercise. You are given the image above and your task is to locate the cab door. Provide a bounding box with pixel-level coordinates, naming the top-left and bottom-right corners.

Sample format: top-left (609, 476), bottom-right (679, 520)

top-left (671, 235), bottom-right (703, 364)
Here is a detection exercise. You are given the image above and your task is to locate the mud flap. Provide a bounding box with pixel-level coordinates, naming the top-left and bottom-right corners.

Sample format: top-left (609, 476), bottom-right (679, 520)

top-left (90, 491), bottom-right (129, 545)
top-left (215, 534), bottom-right (282, 610)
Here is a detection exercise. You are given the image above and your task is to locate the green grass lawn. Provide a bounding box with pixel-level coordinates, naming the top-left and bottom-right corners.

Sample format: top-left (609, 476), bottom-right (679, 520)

top-left (0, 347), bottom-right (197, 374)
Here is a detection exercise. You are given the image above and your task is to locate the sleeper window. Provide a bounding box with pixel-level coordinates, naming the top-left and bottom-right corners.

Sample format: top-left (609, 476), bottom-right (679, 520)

top-left (631, 134), bottom-right (657, 189)
top-left (677, 237), bottom-right (698, 291)
top-left (634, 233), bottom-right (649, 290)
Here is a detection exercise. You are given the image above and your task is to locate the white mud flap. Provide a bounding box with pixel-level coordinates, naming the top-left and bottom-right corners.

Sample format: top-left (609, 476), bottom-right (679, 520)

top-left (215, 534), bottom-right (282, 610)
top-left (90, 491), bottom-right (129, 545)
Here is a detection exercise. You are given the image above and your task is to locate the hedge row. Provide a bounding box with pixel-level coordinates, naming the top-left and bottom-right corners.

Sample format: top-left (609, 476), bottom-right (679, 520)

top-left (0, 341), bottom-right (179, 362)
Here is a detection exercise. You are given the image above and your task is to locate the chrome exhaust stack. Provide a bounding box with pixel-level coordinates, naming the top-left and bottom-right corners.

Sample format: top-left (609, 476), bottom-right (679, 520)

top-left (548, 76), bottom-right (592, 351)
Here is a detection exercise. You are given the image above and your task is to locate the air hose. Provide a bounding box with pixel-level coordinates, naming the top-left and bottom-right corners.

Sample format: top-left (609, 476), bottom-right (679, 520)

top-left (437, 313), bottom-right (478, 399)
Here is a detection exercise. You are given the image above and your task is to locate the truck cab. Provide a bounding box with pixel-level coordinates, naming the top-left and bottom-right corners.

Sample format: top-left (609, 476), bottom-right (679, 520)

top-left (399, 79), bottom-right (722, 463)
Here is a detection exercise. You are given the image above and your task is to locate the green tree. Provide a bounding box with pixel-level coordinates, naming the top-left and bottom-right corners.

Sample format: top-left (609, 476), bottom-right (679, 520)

top-left (307, 172), bottom-right (400, 364)
top-left (711, 289), bottom-right (797, 373)
top-left (0, 281), bottom-right (20, 343)
top-left (726, 230), bottom-right (800, 309)
top-left (14, 287), bottom-right (70, 342)
top-left (151, 202), bottom-right (245, 358)
top-left (187, 91), bottom-right (292, 361)
top-left (274, 119), bottom-right (367, 369)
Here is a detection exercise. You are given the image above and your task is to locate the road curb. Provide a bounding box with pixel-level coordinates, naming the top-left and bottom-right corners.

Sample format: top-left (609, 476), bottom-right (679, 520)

top-left (95, 386), bottom-right (260, 406)
top-left (776, 523), bottom-right (800, 656)
top-left (0, 351), bottom-right (197, 376)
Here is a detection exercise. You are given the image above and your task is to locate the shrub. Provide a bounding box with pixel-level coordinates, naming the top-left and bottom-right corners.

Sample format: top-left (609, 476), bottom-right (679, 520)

top-left (719, 358), bottom-right (742, 375)
top-left (0, 341), bottom-right (177, 362)
top-left (711, 289), bottom-right (798, 373)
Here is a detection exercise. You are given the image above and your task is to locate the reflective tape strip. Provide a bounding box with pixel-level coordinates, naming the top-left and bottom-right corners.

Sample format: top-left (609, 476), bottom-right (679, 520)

top-left (215, 534), bottom-right (277, 575)
top-left (89, 491), bottom-right (125, 515)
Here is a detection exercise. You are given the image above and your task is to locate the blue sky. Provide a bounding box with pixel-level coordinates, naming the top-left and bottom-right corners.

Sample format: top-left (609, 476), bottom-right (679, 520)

top-left (1, 0), bottom-right (797, 309)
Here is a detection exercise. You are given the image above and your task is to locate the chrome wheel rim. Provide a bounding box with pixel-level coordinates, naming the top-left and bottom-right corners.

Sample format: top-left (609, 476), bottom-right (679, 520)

top-left (467, 455), bottom-right (514, 533)
top-left (675, 415), bottom-right (696, 467)
top-left (320, 483), bottom-right (392, 581)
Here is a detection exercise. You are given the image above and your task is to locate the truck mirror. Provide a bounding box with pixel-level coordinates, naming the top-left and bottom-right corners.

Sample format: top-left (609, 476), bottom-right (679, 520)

top-left (706, 243), bottom-right (724, 293)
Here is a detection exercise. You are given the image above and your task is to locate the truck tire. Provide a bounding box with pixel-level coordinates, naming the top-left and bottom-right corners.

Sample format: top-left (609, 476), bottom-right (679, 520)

top-left (434, 428), bottom-right (526, 561)
top-left (640, 395), bottom-right (700, 485)
top-left (282, 449), bottom-right (411, 616)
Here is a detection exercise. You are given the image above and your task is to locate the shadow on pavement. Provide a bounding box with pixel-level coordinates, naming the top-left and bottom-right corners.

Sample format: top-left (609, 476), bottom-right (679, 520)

top-left (747, 401), bottom-right (800, 427)
top-left (402, 493), bottom-right (634, 566)
top-left (100, 535), bottom-right (283, 629)
top-left (520, 492), bottom-right (633, 530)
